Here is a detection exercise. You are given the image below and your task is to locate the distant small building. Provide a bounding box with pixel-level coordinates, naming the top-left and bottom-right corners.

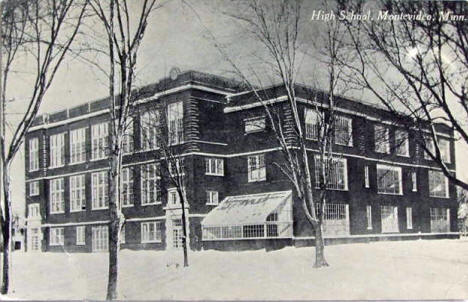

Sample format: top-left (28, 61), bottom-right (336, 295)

top-left (23, 70), bottom-right (459, 253)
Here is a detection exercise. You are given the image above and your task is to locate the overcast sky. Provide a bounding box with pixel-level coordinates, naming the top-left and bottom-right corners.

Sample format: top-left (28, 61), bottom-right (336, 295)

top-left (6, 0), bottom-right (468, 215)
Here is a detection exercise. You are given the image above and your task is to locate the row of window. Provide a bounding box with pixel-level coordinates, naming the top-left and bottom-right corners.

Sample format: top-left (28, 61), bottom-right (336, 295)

top-left (366, 206), bottom-right (450, 233)
top-left (28, 102), bottom-right (185, 171)
top-left (49, 222), bottom-right (163, 249)
top-left (245, 109), bottom-right (452, 162)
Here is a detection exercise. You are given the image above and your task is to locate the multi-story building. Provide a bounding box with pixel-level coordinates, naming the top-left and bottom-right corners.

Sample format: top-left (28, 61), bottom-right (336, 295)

top-left (24, 70), bottom-right (458, 253)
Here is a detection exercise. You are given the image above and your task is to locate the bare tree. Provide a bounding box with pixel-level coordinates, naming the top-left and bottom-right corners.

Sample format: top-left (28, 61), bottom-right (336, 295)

top-left (0, 0), bottom-right (87, 294)
top-left (88, 0), bottom-right (161, 299)
top-left (139, 103), bottom-right (189, 267)
top-left (340, 0), bottom-right (468, 190)
top-left (190, 0), bottom-right (351, 267)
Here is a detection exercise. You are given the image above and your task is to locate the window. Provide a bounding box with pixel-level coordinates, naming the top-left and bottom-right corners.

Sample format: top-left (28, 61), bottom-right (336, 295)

top-left (70, 175), bottom-right (85, 212)
top-left (169, 158), bottom-right (184, 177)
top-left (334, 115), bottom-right (353, 146)
top-left (168, 101), bottom-right (184, 145)
top-left (314, 156), bottom-right (348, 190)
top-left (91, 171), bottom-right (108, 209)
top-left (122, 118), bottom-right (134, 154)
top-left (76, 226), bottom-right (85, 245)
top-left (122, 167), bottom-right (134, 207)
top-left (121, 225), bottom-right (126, 244)
top-left (429, 170), bottom-right (449, 198)
top-left (168, 188), bottom-right (182, 206)
top-left (305, 108), bottom-right (320, 140)
top-left (366, 205), bottom-right (372, 230)
top-left (364, 165), bottom-right (370, 188)
top-left (439, 138), bottom-right (451, 163)
top-left (374, 125), bottom-right (390, 154)
top-left (205, 158), bottom-right (224, 176)
top-left (381, 206), bottom-right (399, 233)
top-left (50, 178), bottom-right (64, 214)
top-left (141, 163), bottom-right (160, 205)
top-left (376, 164), bottom-right (402, 195)
top-left (141, 221), bottom-right (162, 243)
top-left (28, 204), bottom-right (40, 218)
top-left (29, 181), bottom-right (40, 196)
top-left (70, 128), bottom-right (86, 164)
top-left (92, 226), bottom-right (108, 252)
top-left (412, 171), bottom-right (418, 192)
top-left (206, 191), bottom-right (219, 205)
top-left (29, 138), bottom-right (39, 171)
top-left (247, 154), bottom-right (266, 182)
top-left (49, 133), bottom-right (65, 167)
top-left (430, 207), bottom-right (450, 233)
top-left (50, 228), bottom-right (64, 246)
top-left (395, 129), bottom-right (409, 157)
top-left (406, 207), bottom-right (413, 230)
top-left (244, 116), bottom-right (266, 134)
top-left (424, 136), bottom-right (435, 160)
top-left (91, 122), bottom-right (108, 160)
top-left (140, 110), bottom-right (160, 150)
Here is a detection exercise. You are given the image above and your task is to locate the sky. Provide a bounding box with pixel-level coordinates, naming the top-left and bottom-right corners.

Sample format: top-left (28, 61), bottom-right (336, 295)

top-left (5, 0), bottom-right (468, 215)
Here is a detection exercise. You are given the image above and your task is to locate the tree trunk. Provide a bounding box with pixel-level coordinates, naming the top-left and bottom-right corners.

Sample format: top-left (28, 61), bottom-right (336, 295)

top-left (106, 155), bottom-right (122, 300)
top-left (313, 222), bottom-right (328, 268)
top-left (179, 191), bottom-right (188, 267)
top-left (1, 163), bottom-right (12, 294)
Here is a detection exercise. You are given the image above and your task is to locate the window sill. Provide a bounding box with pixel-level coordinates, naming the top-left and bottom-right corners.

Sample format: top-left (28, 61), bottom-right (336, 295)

top-left (377, 192), bottom-right (403, 196)
top-left (90, 157), bottom-right (107, 162)
top-left (206, 203), bottom-right (219, 206)
top-left (244, 130), bottom-right (265, 135)
top-left (122, 204), bottom-right (134, 208)
top-left (50, 211), bottom-right (65, 215)
top-left (68, 160), bottom-right (86, 166)
top-left (396, 153), bottom-right (410, 158)
top-left (141, 202), bottom-right (162, 206)
top-left (206, 173), bottom-right (224, 177)
top-left (141, 240), bottom-right (162, 244)
top-left (48, 165), bottom-right (65, 169)
top-left (92, 207), bottom-right (109, 210)
top-left (315, 187), bottom-right (349, 192)
top-left (248, 179), bottom-right (266, 183)
top-left (70, 209), bottom-right (85, 213)
top-left (76, 243), bottom-right (85, 246)
top-left (29, 169), bottom-right (40, 173)
top-left (429, 195), bottom-right (450, 199)
top-left (335, 142), bottom-right (353, 147)
top-left (49, 243), bottom-right (64, 246)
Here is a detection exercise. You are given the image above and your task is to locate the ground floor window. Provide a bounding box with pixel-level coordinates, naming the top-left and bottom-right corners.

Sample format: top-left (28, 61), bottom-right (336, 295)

top-left (121, 225), bottom-right (126, 244)
top-left (315, 203), bottom-right (350, 236)
top-left (29, 228), bottom-right (41, 251)
top-left (381, 206), bottom-right (399, 233)
top-left (141, 221), bottom-right (162, 243)
top-left (366, 205), bottom-right (372, 230)
top-left (49, 228), bottom-right (64, 246)
top-left (92, 226), bottom-right (108, 252)
top-left (172, 219), bottom-right (183, 248)
top-left (430, 208), bottom-right (450, 233)
top-left (406, 207), bottom-right (413, 230)
top-left (76, 226), bottom-right (85, 245)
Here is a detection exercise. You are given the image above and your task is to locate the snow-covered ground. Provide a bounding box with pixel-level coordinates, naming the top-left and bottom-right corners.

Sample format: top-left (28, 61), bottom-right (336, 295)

top-left (2, 239), bottom-right (468, 300)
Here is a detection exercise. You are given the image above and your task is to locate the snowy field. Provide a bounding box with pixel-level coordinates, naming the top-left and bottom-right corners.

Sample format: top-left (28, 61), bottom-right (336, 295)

top-left (2, 239), bottom-right (468, 300)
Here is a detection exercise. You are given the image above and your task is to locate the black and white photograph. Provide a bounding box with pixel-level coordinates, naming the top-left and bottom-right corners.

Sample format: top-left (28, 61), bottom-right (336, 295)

top-left (0, 0), bottom-right (467, 300)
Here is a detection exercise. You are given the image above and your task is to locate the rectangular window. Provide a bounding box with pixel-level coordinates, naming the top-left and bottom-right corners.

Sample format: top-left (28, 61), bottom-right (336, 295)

top-left (168, 188), bottom-right (181, 206)
top-left (381, 205), bottom-right (399, 233)
top-left (412, 171), bottom-right (418, 192)
top-left (206, 191), bottom-right (219, 205)
top-left (122, 118), bottom-right (134, 154)
top-left (424, 136), bottom-right (435, 160)
top-left (141, 163), bottom-right (160, 205)
top-left (244, 116), bottom-right (266, 134)
top-left (91, 171), bottom-right (108, 209)
top-left (375, 125), bottom-right (390, 154)
top-left (70, 175), bottom-right (86, 212)
top-left (49, 133), bottom-right (65, 167)
top-left (439, 138), bottom-right (451, 163)
top-left (406, 207), bottom-right (413, 230)
top-left (121, 225), bottom-right (126, 244)
top-left (169, 159), bottom-right (184, 178)
top-left (140, 110), bottom-right (160, 150)
top-left (168, 101), bottom-right (184, 145)
top-left (50, 178), bottom-right (64, 214)
top-left (395, 129), bottom-right (409, 157)
top-left (205, 158), bottom-right (224, 176)
top-left (91, 122), bottom-right (108, 160)
top-left (29, 181), bottom-right (40, 196)
top-left (28, 203), bottom-right (40, 218)
top-left (305, 108), bottom-right (320, 140)
top-left (69, 128), bottom-right (86, 164)
top-left (50, 228), bottom-right (64, 246)
top-left (314, 156), bottom-right (348, 190)
top-left (141, 221), bottom-right (162, 243)
top-left (29, 138), bottom-right (39, 171)
top-left (366, 205), bottom-right (372, 230)
top-left (76, 226), bottom-right (85, 245)
top-left (376, 164), bottom-right (402, 195)
top-left (247, 154), bottom-right (266, 182)
top-left (364, 165), bottom-right (370, 188)
top-left (430, 207), bottom-right (450, 233)
top-left (334, 115), bottom-right (353, 146)
top-left (429, 170), bottom-right (449, 198)
top-left (92, 226), bottom-right (108, 252)
top-left (122, 167), bottom-right (134, 207)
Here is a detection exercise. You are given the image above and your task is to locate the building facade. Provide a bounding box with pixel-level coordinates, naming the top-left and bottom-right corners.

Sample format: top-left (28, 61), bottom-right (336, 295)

top-left (24, 70), bottom-right (459, 253)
